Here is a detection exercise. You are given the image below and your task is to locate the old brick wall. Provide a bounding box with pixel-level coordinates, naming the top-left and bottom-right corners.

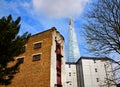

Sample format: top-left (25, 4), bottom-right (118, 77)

top-left (4, 29), bottom-right (55, 87)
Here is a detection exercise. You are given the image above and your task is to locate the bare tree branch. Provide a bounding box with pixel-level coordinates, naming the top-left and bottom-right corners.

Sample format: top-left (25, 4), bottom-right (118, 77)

top-left (83, 0), bottom-right (120, 56)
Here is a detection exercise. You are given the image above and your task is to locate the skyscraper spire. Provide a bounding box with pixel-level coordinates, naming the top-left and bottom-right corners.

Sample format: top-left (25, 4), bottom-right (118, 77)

top-left (68, 17), bottom-right (80, 62)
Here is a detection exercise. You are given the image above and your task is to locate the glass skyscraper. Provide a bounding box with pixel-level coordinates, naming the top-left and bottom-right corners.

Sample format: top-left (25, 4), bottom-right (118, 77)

top-left (68, 18), bottom-right (80, 62)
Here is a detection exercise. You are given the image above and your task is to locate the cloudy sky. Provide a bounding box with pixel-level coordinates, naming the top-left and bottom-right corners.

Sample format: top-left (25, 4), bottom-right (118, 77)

top-left (0, 0), bottom-right (93, 58)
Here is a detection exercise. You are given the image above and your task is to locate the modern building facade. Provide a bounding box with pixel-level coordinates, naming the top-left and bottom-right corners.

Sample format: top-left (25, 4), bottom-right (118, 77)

top-left (76, 57), bottom-right (116, 87)
top-left (65, 56), bottom-right (117, 87)
top-left (68, 18), bottom-right (80, 62)
top-left (65, 57), bottom-right (116, 87)
top-left (65, 62), bottom-right (78, 87)
top-left (5, 27), bottom-right (66, 87)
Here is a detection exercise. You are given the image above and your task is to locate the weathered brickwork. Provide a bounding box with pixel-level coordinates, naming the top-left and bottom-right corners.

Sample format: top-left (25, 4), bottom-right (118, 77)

top-left (4, 28), bottom-right (56, 87)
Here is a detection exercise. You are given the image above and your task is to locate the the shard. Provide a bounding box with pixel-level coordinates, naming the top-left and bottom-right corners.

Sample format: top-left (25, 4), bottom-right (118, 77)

top-left (68, 18), bottom-right (80, 62)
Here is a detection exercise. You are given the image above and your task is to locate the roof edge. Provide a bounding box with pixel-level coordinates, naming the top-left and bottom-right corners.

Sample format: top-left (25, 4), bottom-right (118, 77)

top-left (76, 56), bottom-right (112, 63)
top-left (31, 27), bottom-right (56, 37)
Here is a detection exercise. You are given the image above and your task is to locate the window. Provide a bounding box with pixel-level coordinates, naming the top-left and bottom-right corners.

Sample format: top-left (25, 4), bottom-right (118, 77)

top-left (34, 43), bottom-right (42, 49)
top-left (69, 82), bottom-right (72, 85)
top-left (17, 57), bottom-right (24, 64)
top-left (96, 78), bottom-right (99, 82)
top-left (69, 72), bottom-right (71, 76)
top-left (32, 54), bottom-right (41, 61)
top-left (95, 68), bottom-right (97, 72)
top-left (94, 59), bottom-right (96, 63)
top-left (69, 64), bottom-right (71, 68)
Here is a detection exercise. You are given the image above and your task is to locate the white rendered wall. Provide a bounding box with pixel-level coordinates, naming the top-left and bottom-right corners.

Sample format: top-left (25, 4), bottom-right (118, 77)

top-left (56, 31), bottom-right (66, 87)
top-left (81, 59), bottom-right (116, 87)
top-left (50, 30), bottom-right (57, 87)
top-left (61, 56), bottom-right (66, 87)
top-left (50, 29), bottom-right (66, 87)
top-left (65, 63), bottom-right (78, 87)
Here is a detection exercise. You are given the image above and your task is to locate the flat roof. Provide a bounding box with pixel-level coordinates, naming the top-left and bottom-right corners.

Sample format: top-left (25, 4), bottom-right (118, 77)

top-left (66, 56), bottom-right (112, 64)
top-left (76, 56), bottom-right (112, 63)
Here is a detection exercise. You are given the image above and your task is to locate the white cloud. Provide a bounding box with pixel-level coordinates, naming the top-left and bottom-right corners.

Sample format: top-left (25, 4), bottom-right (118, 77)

top-left (21, 2), bottom-right (30, 8)
top-left (32, 0), bottom-right (90, 17)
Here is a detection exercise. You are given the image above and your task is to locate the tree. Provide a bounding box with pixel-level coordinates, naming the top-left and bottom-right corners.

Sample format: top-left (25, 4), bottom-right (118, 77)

top-left (83, 0), bottom-right (120, 86)
top-left (99, 60), bottom-right (119, 87)
top-left (84, 0), bottom-right (120, 57)
top-left (0, 14), bottom-right (31, 85)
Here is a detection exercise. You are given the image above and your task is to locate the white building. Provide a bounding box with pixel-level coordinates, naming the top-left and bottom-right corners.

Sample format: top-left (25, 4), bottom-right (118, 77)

top-left (76, 57), bottom-right (116, 87)
top-left (65, 62), bottom-right (78, 87)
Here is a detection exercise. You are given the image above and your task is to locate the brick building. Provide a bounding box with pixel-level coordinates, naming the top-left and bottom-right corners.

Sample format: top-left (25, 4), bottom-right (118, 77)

top-left (6, 27), bottom-right (66, 87)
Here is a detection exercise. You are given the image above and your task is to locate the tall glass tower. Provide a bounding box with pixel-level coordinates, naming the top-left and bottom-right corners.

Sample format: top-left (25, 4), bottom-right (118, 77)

top-left (68, 18), bottom-right (80, 62)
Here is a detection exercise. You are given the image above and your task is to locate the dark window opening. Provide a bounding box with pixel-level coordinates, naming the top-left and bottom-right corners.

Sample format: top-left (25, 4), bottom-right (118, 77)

top-left (55, 40), bottom-right (61, 50)
top-left (69, 64), bottom-right (71, 68)
top-left (57, 72), bottom-right (61, 76)
top-left (69, 72), bottom-right (71, 76)
top-left (32, 54), bottom-right (41, 61)
top-left (57, 54), bottom-right (63, 58)
top-left (55, 39), bottom-right (63, 58)
top-left (94, 59), bottom-right (96, 63)
top-left (17, 58), bottom-right (24, 64)
top-left (54, 84), bottom-right (62, 87)
top-left (95, 68), bottom-right (97, 72)
top-left (96, 78), bottom-right (99, 82)
top-left (57, 67), bottom-right (61, 72)
top-left (34, 43), bottom-right (42, 49)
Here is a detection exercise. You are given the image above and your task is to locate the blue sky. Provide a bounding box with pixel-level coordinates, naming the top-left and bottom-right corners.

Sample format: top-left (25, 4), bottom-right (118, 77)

top-left (0, 0), bottom-right (93, 58)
